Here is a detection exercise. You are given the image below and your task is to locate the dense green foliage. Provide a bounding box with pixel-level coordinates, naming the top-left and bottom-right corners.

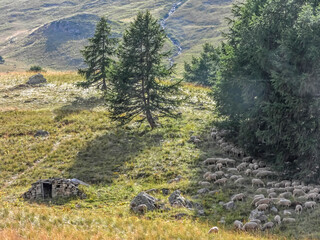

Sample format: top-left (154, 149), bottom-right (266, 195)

top-left (184, 43), bottom-right (220, 86)
top-left (0, 55), bottom-right (4, 64)
top-left (78, 17), bottom-right (117, 90)
top-left (108, 11), bottom-right (181, 129)
top-left (213, 0), bottom-right (320, 180)
top-left (29, 65), bottom-right (43, 72)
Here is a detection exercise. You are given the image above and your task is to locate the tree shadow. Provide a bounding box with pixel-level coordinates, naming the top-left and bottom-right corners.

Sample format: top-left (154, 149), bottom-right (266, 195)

top-left (67, 127), bottom-right (163, 184)
top-left (54, 96), bottom-right (105, 121)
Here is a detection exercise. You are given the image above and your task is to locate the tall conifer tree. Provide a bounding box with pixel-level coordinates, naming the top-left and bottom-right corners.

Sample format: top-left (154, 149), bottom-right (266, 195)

top-left (108, 11), bottom-right (180, 129)
top-left (78, 17), bottom-right (116, 90)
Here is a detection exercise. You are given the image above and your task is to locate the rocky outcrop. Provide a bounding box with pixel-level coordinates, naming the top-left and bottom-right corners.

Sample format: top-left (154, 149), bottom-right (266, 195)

top-left (130, 192), bottom-right (160, 213)
top-left (26, 73), bottom-right (47, 85)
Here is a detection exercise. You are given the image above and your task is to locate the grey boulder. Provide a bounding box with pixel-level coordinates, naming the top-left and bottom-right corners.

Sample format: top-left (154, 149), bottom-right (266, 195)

top-left (27, 73), bottom-right (47, 85)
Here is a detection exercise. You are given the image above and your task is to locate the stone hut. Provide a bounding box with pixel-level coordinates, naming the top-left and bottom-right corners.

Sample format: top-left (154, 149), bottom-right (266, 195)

top-left (22, 178), bottom-right (86, 200)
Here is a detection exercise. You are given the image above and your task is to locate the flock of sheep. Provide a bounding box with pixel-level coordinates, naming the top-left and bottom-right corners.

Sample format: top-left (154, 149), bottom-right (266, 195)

top-left (202, 129), bottom-right (320, 232)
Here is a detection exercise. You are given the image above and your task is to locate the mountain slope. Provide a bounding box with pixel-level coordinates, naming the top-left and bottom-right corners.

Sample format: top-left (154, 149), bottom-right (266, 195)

top-left (0, 0), bottom-right (233, 72)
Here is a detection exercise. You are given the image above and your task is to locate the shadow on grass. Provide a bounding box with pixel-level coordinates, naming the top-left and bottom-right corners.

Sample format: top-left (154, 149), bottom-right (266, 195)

top-left (67, 127), bottom-right (163, 184)
top-left (54, 96), bottom-right (105, 121)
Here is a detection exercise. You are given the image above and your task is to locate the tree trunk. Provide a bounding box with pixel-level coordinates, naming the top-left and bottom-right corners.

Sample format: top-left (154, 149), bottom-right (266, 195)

top-left (102, 78), bottom-right (107, 90)
top-left (146, 109), bottom-right (156, 129)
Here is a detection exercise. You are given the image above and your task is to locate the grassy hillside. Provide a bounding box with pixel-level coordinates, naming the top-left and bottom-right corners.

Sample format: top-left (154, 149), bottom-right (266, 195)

top-left (0, 71), bottom-right (287, 240)
top-left (0, 0), bottom-right (232, 72)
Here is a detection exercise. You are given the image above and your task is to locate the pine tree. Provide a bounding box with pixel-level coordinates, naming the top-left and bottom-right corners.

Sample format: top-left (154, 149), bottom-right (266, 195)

top-left (78, 17), bottom-right (116, 90)
top-left (108, 11), bottom-right (181, 129)
top-left (0, 56), bottom-right (4, 64)
top-left (184, 43), bottom-right (220, 86)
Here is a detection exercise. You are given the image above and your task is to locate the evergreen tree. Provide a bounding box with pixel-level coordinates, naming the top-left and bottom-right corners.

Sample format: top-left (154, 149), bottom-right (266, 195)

top-left (78, 17), bottom-right (116, 90)
top-left (213, 0), bottom-right (320, 180)
top-left (0, 56), bottom-right (4, 64)
top-left (108, 11), bottom-right (181, 129)
top-left (184, 43), bottom-right (220, 86)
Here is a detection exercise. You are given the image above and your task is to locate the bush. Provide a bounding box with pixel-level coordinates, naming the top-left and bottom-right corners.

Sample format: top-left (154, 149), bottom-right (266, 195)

top-left (0, 56), bottom-right (4, 64)
top-left (29, 65), bottom-right (44, 72)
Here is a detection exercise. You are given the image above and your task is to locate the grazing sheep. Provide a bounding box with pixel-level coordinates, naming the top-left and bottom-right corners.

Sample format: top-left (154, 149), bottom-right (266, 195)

top-left (237, 163), bottom-right (248, 171)
top-left (203, 172), bottom-right (211, 179)
top-left (208, 226), bottom-right (219, 234)
top-left (255, 198), bottom-right (272, 207)
top-left (215, 171), bottom-right (225, 177)
top-left (234, 220), bottom-right (243, 230)
top-left (297, 195), bottom-right (308, 202)
top-left (274, 215), bottom-right (281, 225)
top-left (278, 199), bottom-right (291, 208)
top-left (283, 210), bottom-right (292, 216)
top-left (243, 222), bottom-right (259, 231)
top-left (214, 178), bottom-right (228, 185)
top-left (198, 181), bottom-right (211, 187)
top-left (310, 188), bottom-right (320, 194)
top-left (293, 189), bottom-right (306, 197)
top-left (282, 218), bottom-right (296, 223)
top-left (307, 192), bottom-right (318, 201)
top-left (295, 204), bottom-right (302, 214)
top-left (279, 192), bottom-right (293, 199)
top-left (262, 222), bottom-right (274, 231)
top-left (230, 175), bottom-right (242, 181)
top-left (256, 170), bottom-right (275, 178)
top-left (268, 192), bottom-right (277, 198)
top-left (267, 181), bottom-right (276, 187)
top-left (304, 201), bottom-right (316, 210)
top-left (256, 188), bottom-right (267, 193)
top-left (206, 173), bottom-right (217, 181)
top-left (235, 177), bottom-right (246, 184)
top-left (227, 168), bottom-right (239, 173)
top-left (245, 169), bottom-right (252, 176)
top-left (217, 158), bottom-right (236, 167)
top-left (249, 163), bottom-right (259, 170)
top-left (249, 219), bottom-right (261, 225)
top-left (232, 193), bottom-right (245, 202)
top-left (285, 187), bottom-right (294, 192)
top-left (252, 179), bottom-right (265, 187)
top-left (267, 188), bottom-right (275, 194)
top-left (216, 163), bottom-right (223, 170)
top-left (254, 194), bottom-right (265, 199)
top-left (257, 203), bottom-right (269, 211)
top-left (203, 158), bottom-right (218, 165)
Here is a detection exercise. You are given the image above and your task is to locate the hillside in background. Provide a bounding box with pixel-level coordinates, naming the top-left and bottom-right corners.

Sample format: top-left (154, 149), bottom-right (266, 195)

top-left (0, 0), bottom-right (233, 72)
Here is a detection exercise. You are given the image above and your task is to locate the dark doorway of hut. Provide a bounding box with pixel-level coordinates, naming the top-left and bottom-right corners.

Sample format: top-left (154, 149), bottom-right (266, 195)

top-left (43, 182), bottom-right (52, 199)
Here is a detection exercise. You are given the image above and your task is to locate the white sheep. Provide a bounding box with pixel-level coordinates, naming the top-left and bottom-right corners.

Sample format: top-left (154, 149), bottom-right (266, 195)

top-left (233, 220), bottom-right (243, 230)
top-left (206, 173), bottom-right (217, 181)
top-left (252, 178), bottom-right (265, 187)
top-left (282, 218), bottom-right (296, 223)
top-left (295, 204), bottom-right (302, 215)
top-left (283, 210), bottom-right (292, 216)
top-left (214, 178), bottom-right (228, 185)
top-left (230, 175), bottom-right (242, 181)
top-left (307, 192), bottom-right (318, 201)
top-left (274, 215), bottom-right (281, 225)
top-left (279, 192), bottom-right (293, 199)
top-left (203, 158), bottom-right (218, 165)
top-left (277, 199), bottom-right (291, 208)
top-left (304, 201), bottom-right (316, 210)
top-left (255, 198), bottom-right (272, 207)
top-left (268, 192), bottom-right (277, 198)
top-left (245, 169), bottom-right (252, 176)
top-left (257, 203), bottom-right (269, 211)
top-left (216, 163), bottom-right (223, 170)
top-left (243, 222), bottom-right (258, 231)
top-left (208, 226), bottom-right (219, 234)
top-left (262, 222), bottom-right (274, 231)
top-left (235, 177), bottom-right (245, 184)
top-left (237, 163), bottom-right (248, 171)
top-left (293, 189), bottom-right (306, 197)
top-left (231, 193), bottom-right (245, 202)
